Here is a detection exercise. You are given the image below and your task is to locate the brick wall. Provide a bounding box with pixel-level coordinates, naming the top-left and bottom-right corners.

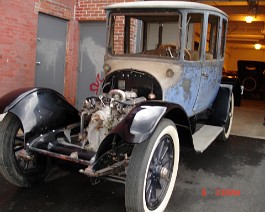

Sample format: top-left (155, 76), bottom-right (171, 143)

top-left (0, 0), bottom-right (78, 105)
top-left (75, 0), bottom-right (136, 21)
top-left (0, 0), bottom-right (138, 106)
top-left (0, 0), bottom-right (39, 96)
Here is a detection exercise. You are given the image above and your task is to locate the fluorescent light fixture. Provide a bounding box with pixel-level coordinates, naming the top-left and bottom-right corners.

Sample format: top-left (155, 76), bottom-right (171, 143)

top-left (254, 44), bottom-right (261, 50)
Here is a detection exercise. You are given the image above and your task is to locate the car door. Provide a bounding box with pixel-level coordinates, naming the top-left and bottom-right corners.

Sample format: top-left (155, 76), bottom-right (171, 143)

top-left (193, 14), bottom-right (222, 113)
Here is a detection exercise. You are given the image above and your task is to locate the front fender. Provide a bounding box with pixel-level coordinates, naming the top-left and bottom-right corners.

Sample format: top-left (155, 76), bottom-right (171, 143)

top-left (94, 101), bottom-right (193, 169)
top-left (0, 88), bottom-right (80, 140)
top-left (110, 101), bottom-right (190, 144)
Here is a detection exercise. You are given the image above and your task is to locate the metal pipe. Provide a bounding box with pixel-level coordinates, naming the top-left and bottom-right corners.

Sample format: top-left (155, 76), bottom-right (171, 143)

top-left (80, 110), bottom-right (87, 136)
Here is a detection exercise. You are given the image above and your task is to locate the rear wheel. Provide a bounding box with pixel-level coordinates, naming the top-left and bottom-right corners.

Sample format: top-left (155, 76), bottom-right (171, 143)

top-left (0, 113), bottom-right (49, 187)
top-left (219, 93), bottom-right (234, 141)
top-left (125, 119), bottom-right (179, 212)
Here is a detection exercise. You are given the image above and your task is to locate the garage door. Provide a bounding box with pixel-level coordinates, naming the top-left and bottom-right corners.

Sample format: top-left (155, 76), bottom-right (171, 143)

top-left (35, 13), bottom-right (67, 94)
top-left (77, 22), bottom-right (106, 109)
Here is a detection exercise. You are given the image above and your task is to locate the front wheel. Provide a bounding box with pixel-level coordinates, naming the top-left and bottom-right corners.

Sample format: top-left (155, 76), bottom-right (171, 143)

top-left (125, 119), bottom-right (179, 212)
top-left (0, 113), bottom-right (49, 187)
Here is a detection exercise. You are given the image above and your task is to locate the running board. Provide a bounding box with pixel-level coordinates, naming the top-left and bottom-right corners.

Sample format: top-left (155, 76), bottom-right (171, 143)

top-left (192, 125), bottom-right (223, 153)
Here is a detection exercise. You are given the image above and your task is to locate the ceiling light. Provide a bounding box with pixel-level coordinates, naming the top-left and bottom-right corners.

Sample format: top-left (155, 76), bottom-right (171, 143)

top-left (245, 16), bottom-right (254, 23)
top-left (254, 44), bottom-right (261, 50)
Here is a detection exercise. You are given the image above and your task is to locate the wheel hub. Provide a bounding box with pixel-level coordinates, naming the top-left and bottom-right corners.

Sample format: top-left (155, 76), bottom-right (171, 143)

top-left (160, 167), bottom-right (169, 180)
top-left (151, 162), bottom-right (169, 180)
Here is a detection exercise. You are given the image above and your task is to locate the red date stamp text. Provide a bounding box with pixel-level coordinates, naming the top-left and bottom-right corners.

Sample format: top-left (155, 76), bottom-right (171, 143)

top-left (202, 188), bottom-right (241, 197)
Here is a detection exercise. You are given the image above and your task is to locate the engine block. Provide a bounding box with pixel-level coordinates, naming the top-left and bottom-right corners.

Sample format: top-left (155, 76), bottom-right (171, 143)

top-left (79, 89), bottom-right (146, 152)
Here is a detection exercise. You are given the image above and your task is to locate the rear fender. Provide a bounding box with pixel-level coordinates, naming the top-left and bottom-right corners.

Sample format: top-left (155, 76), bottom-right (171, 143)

top-left (210, 84), bottom-right (233, 126)
top-left (0, 88), bottom-right (80, 141)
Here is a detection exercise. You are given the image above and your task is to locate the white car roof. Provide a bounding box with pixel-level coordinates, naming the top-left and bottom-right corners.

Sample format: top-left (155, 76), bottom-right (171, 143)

top-left (105, 1), bottom-right (228, 17)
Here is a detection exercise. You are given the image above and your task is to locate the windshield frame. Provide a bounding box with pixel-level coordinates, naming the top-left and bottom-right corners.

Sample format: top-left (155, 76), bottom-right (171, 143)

top-left (107, 11), bottom-right (183, 60)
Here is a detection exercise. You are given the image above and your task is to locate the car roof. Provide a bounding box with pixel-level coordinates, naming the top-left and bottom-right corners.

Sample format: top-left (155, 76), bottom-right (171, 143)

top-left (105, 1), bottom-right (228, 17)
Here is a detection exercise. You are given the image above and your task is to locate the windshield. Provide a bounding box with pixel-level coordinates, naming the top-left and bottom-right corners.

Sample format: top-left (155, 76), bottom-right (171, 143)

top-left (107, 12), bottom-right (181, 59)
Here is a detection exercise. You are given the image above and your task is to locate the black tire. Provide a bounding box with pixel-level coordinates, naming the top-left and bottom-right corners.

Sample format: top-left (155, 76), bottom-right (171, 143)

top-left (0, 113), bottom-right (49, 187)
top-left (125, 118), bottom-right (179, 212)
top-left (219, 93), bottom-right (234, 141)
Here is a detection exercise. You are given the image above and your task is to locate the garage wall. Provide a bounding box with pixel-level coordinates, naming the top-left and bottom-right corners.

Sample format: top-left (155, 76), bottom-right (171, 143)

top-left (225, 46), bottom-right (265, 71)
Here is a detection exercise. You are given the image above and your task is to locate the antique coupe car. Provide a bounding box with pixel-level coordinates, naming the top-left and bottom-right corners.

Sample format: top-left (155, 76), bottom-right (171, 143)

top-left (0, 1), bottom-right (233, 212)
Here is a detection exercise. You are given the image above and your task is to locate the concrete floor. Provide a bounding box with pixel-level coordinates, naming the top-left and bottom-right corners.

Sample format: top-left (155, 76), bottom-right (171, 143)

top-left (167, 135), bottom-right (265, 212)
top-left (231, 100), bottom-right (265, 139)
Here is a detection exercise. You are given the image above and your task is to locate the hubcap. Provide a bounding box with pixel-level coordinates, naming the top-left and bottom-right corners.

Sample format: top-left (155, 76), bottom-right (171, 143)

top-left (160, 167), bottom-right (169, 180)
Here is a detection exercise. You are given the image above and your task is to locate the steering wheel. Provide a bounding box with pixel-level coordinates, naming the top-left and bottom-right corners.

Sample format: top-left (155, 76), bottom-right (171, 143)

top-left (156, 45), bottom-right (176, 57)
top-left (156, 45), bottom-right (191, 60)
top-left (184, 48), bottom-right (191, 61)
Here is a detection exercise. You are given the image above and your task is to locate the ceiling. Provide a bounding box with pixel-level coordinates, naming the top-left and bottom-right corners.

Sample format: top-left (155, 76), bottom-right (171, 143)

top-left (193, 0), bottom-right (265, 49)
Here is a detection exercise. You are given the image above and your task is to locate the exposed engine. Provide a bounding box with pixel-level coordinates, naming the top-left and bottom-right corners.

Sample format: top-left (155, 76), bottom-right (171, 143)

top-left (77, 70), bottom-right (162, 153)
top-left (79, 89), bottom-right (146, 152)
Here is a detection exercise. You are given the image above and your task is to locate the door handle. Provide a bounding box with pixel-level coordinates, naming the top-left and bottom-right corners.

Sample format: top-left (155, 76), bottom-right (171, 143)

top-left (36, 61), bottom-right (41, 65)
top-left (202, 72), bottom-right (208, 78)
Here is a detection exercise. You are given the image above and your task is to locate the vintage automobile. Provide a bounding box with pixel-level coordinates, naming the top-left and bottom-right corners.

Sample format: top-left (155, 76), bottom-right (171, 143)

top-left (0, 1), bottom-right (233, 212)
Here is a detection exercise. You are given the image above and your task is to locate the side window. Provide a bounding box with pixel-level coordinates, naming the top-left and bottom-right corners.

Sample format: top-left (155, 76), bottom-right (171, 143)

top-left (220, 19), bottom-right (227, 58)
top-left (144, 15), bottom-right (181, 59)
top-left (206, 15), bottom-right (219, 60)
top-left (146, 22), bottom-right (180, 51)
top-left (186, 13), bottom-right (203, 61)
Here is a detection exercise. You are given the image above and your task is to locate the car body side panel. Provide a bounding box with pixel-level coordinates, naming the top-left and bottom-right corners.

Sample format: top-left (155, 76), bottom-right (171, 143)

top-left (164, 64), bottom-right (201, 116)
